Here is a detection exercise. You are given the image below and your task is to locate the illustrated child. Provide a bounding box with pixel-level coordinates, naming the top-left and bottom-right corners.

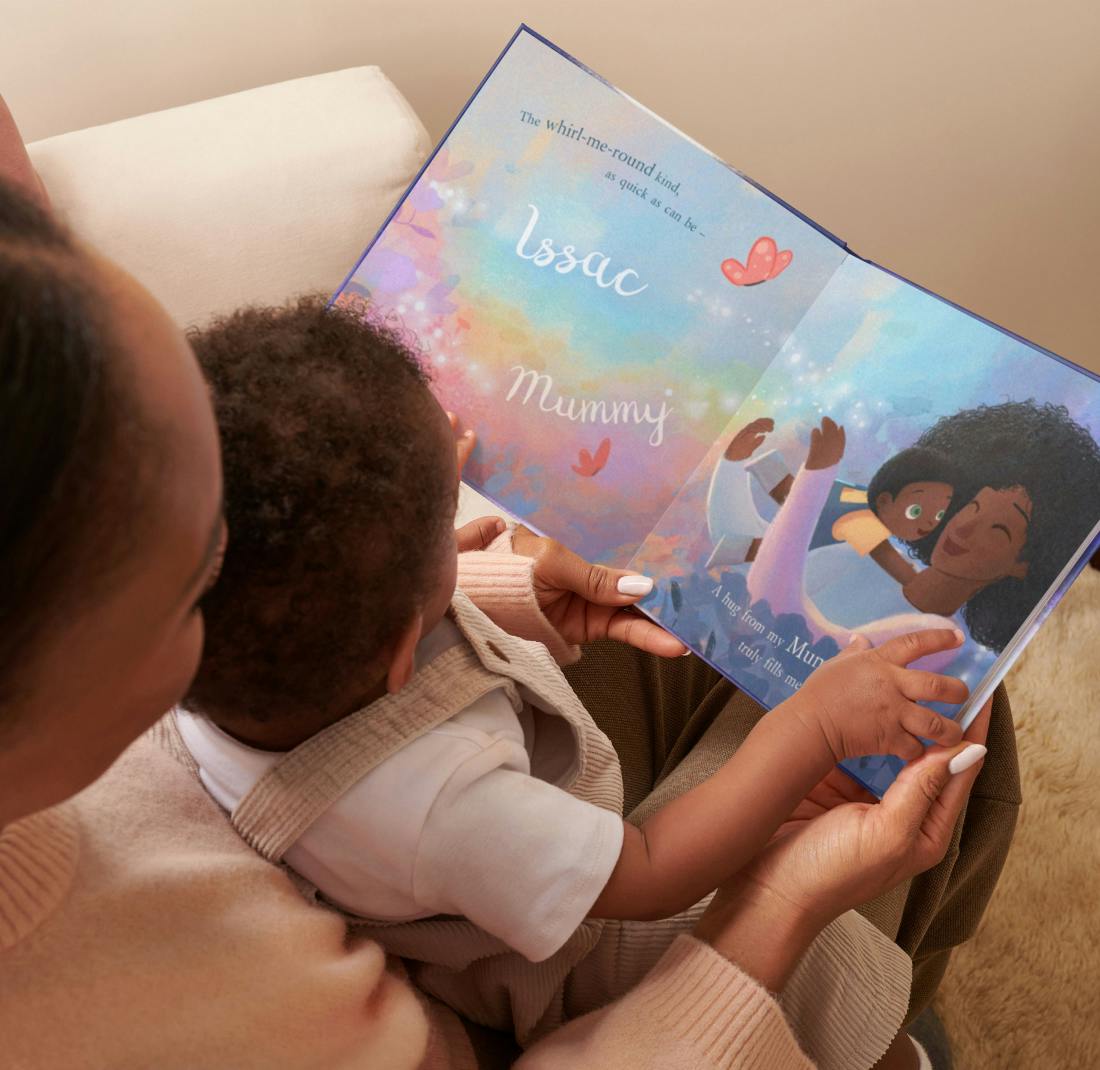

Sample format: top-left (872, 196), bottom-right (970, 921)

top-left (175, 299), bottom-right (969, 1064)
top-left (706, 418), bottom-right (958, 573)
top-left (829, 445), bottom-right (960, 584)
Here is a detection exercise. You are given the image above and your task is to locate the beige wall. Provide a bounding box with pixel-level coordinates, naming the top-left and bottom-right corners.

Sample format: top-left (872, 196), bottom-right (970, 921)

top-left (5, 1), bottom-right (1098, 369)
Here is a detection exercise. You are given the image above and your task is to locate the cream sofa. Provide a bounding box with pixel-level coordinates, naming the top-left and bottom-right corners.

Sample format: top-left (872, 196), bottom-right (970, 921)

top-left (27, 68), bottom-right (430, 329)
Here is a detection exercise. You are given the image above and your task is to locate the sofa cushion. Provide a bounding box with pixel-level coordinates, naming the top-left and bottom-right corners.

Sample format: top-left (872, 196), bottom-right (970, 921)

top-left (27, 67), bottom-right (429, 327)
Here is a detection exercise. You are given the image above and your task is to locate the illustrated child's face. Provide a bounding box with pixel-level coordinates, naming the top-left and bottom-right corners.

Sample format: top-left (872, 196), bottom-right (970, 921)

top-left (930, 485), bottom-right (1032, 583)
top-left (874, 481), bottom-right (954, 541)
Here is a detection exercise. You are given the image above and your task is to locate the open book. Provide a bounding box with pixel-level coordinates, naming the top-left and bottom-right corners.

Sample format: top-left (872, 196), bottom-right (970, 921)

top-left (333, 25), bottom-right (1100, 795)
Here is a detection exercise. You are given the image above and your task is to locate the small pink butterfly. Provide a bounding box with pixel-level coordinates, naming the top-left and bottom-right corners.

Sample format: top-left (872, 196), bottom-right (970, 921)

top-left (572, 437), bottom-right (611, 477)
top-left (721, 237), bottom-right (793, 287)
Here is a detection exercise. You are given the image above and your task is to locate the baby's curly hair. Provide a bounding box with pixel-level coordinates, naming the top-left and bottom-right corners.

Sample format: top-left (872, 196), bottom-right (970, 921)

top-left (866, 447), bottom-right (961, 533)
top-left (183, 296), bottom-right (455, 727)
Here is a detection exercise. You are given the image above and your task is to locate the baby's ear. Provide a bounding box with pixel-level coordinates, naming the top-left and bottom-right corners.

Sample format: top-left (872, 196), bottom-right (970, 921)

top-left (386, 613), bottom-right (424, 694)
top-left (874, 492), bottom-right (893, 512)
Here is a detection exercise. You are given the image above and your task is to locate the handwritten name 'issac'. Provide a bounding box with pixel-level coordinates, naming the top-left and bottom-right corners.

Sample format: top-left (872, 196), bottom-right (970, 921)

top-left (515, 204), bottom-right (648, 297)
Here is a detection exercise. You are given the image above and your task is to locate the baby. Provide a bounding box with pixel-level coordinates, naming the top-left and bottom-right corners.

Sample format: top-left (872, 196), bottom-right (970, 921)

top-left (176, 298), bottom-right (967, 1055)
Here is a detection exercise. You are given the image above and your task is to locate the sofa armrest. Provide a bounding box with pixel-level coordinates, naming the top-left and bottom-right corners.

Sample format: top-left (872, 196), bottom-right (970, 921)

top-left (27, 67), bottom-right (429, 327)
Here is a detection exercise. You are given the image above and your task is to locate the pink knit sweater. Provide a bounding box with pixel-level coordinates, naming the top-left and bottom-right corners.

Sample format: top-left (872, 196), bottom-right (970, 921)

top-left (0, 547), bottom-right (816, 1069)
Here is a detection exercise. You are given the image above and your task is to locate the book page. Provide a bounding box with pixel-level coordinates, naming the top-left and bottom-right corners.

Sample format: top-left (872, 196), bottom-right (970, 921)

top-left (333, 28), bottom-right (847, 565)
top-left (630, 254), bottom-right (1100, 793)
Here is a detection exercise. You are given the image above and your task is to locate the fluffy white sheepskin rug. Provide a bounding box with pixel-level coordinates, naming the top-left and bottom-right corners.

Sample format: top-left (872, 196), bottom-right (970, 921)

top-left (936, 565), bottom-right (1100, 1068)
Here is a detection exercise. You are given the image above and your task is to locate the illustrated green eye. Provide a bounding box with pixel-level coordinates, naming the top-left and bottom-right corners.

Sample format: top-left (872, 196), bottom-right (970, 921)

top-left (904, 504), bottom-right (923, 520)
top-left (935, 509), bottom-right (946, 522)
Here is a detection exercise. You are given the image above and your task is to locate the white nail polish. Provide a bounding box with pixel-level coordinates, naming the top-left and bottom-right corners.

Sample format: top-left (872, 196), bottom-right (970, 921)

top-left (948, 743), bottom-right (987, 775)
top-left (617, 575), bottom-right (653, 596)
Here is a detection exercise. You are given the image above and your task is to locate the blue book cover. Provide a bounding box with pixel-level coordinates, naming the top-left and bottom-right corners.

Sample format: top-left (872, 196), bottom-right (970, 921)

top-left (333, 25), bottom-right (1100, 795)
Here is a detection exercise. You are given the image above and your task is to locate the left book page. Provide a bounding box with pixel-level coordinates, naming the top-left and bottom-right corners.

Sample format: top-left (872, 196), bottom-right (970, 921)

top-left (332, 26), bottom-right (848, 566)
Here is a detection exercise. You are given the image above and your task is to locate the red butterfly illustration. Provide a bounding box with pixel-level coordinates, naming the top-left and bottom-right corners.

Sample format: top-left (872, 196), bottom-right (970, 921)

top-left (572, 437), bottom-right (611, 477)
top-left (721, 237), bottom-right (793, 286)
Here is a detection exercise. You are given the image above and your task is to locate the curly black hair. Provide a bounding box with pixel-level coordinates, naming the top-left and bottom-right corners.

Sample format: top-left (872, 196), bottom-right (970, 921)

top-left (0, 179), bottom-right (148, 710)
top-left (183, 296), bottom-right (455, 727)
top-left (866, 446), bottom-right (961, 531)
top-left (908, 400), bottom-right (1100, 651)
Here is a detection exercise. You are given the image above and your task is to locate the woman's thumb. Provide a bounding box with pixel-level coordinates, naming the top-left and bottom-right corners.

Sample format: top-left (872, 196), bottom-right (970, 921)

top-left (879, 742), bottom-right (987, 840)
top-left (558, 555), bottom-right (654, 606)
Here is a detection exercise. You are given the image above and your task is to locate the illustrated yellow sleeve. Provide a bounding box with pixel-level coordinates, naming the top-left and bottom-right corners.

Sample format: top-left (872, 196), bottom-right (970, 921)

top-left (832, 508), bottom-right (891, 556)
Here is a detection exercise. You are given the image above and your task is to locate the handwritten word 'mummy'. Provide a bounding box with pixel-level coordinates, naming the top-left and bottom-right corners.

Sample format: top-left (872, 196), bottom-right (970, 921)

top-left (506, 365), bottom-right (671, 447)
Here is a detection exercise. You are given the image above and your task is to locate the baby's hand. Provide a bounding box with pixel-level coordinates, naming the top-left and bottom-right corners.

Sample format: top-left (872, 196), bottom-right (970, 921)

top-left (446, 411), bottom-right (476, 480)
top-left (789, 629), bottom-right (968, 764)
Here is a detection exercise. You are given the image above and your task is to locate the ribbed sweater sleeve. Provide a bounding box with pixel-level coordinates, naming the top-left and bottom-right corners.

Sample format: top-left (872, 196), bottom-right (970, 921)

top-left (456, 529), bottom-right (581, 666)
top-left (513, 936), bottom-right (814, 1069)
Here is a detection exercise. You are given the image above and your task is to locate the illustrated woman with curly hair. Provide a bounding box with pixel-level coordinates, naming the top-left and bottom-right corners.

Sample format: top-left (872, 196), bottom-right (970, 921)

top-left (744, 401), bottom-right (1100, 655)
top-left (902, 401), bottom-right (1100, 651)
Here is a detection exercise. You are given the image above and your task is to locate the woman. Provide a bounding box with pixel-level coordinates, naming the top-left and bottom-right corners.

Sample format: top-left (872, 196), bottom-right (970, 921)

top-left (0, 117), bottom-right (990, 1067)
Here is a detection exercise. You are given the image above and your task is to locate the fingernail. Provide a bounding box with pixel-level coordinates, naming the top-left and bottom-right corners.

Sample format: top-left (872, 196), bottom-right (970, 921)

top-left (617, 575), bottom-right (653, 596)
top-left (463, 429), bottom-right (474, 438)
top-left (681, 649), bottom-right (694, 657)
top-left (953, 628), bottom-right (965, 645)
top-left (494, 518), bottom-right (506, 534)
top-left (948, 743), bottom-right (987, 775)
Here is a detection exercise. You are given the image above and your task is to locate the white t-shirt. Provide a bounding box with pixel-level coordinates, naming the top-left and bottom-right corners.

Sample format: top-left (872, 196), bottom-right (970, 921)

top-left (175, 617), bottom-right (624, 963)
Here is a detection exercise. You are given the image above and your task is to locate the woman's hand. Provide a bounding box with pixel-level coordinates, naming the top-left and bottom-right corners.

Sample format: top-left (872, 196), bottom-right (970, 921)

top-left (729, 698), bottom-right (988, 927)
top-left (696, 699), bottom-right (990, 989)
top-left (511, 525), bottom-right (688, 656)
top-left (446, 411), bottom-right (683, 655)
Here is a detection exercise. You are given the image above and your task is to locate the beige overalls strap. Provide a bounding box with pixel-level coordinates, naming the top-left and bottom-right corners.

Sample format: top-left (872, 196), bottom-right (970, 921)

top-left (230, 640), bottom-right (520, 861)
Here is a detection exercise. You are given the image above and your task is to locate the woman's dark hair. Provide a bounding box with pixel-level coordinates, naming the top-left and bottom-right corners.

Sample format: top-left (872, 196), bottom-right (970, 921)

top-left (0, 179), bottom-right (139, 709)
top-left (908, 400), bottom-right (1100, 651)
top-left (867, 446), bottom-right (961, 532)
top-left (183, 297), bottom-right (455, 728)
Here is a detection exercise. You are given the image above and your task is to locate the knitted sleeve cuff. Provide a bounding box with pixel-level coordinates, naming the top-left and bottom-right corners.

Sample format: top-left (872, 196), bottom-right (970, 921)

top-left (625, 936), bottom-right (815, 1070)
top-left (456, 532), bottom-right (581, 666)
top-left (778, 909), bottom-right (912, 1070)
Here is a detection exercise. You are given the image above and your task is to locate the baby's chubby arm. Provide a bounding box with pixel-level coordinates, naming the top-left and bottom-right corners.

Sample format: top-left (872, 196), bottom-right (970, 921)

top-left (590, 628), bottom-right (967, 921)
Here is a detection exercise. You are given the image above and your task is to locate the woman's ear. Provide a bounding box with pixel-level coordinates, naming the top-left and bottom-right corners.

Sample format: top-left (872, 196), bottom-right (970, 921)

top-left (386, 613), bottom-right (424, 694)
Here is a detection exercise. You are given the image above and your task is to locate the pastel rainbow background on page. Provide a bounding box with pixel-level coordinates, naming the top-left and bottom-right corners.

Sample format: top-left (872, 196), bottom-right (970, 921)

top-left (334, 29), bottom-right (846, 564)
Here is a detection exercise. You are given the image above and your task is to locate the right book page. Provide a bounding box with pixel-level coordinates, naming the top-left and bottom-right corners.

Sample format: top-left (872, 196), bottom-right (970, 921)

top-left (630, 254), bottom-right (1100, 794)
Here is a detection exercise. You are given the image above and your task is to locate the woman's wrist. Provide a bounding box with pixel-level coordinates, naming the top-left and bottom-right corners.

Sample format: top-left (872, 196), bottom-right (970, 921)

top-left (693, 873), bottom-right (834, 993)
